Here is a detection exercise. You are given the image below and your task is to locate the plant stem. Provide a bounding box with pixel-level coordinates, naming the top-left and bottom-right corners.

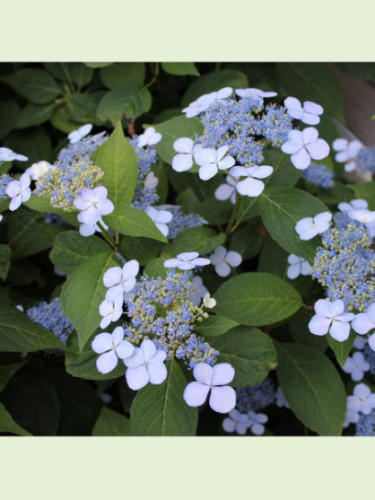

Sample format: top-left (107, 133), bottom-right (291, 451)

top-left (146, 62), bottom-right (160, 88)
top-left (225, 194), bottom-right (241, 237)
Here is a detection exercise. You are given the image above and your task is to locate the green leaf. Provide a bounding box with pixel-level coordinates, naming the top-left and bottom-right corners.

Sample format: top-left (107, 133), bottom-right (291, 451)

top-left (258, 187), bottom-right (329, 263)
top-left (85, 62), bottom-right (112, 69)
top-left (104, 206), bottom-right (167, 243)
top-left (16, 102), bottom-right (57, 129)
top-left (143, 256), bottom-right (167, 279)
top-left (213, 272), bottom-right (302, 326)
top-left (51, 104), bottom-right (82, 133)
top-left (348, 182), bottom-right (375, 210)
top-left (211, 326), bottom-right (277, 386)
top-left (0, 101), bottom-right (20, 139)
top-left (153, 116), bottom-right (203, 164)
top-left (0, 403), bottom-right (31, 436)
top-left (162, 62), bottom-right (199, 76)
top-left (100, 63), bottom-right (145, 90)
top-left (0, 360), bottom-right (27, 392)
top-left (67, 92), bottom-right (106, 124)
top-left (264, 148), bottom-right (302, 188)
top-left (1, 69), bottom-right (62, 104)
top-left (276, 63), bottom-right (344, 120)
top-left (93, 407), bottom-right (131, 436)
top-left (119, 236), bottom-right (161, 266)
top-left (97, 87), bottom-right (152, 122)
top-left (25, 195), bottom-right (66, 215)
top-left (130, 360), bottom-right (198, 436)
top-left (91, 122), bottom-right (138, 207)
top-left (44, 63), bottom-right (94, 88)
top-left (195, 315), bottom-right (240, 337)
top-left (0, 244), bottom-right (11, 281)
top-left (61, 252), bottom-right (117, 351)
top-left (230, 222), bottom-right (263, 260)
top-left (50, 231), bottom-right (110, 274)
top-left (276, 343), bottom-right (346, 436)
top-left (336, 63), bottom-right (375, 82)
top-left (181, 70), bottom-right (248, 107)
top-left (1, 367), bottom-right (60, 435)
top-left (7, 207), bottom-right (64, 260)
top-left (327, 331), bottom-right (356, 367)
top-left (289, 311), bottom-right (328, 352)
top-left (0, 306), bottom-right (66, 352)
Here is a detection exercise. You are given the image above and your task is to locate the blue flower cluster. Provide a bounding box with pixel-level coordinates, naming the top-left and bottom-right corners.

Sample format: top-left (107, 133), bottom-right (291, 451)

top-left (34, 132), bottom-right (107, 211)
top-left (356, 410), bottom-right (375, 436)
top-left (161, 205), bottom-right (207, 239)
top-left (312, 213), bottom-right (375, 311)
top-left (235, 378), bottom-right (276, 412)
top-left (197, 96), bottom-right (292, 166)
top-left (356, 147), bottom-right (375, 175)
top-left (301, 163), bottom-right (335, 188)
top-left (27, 298), bottom-right (74, 349)
top-left (129, 138), bottom-right (159, 210)
top-left (0, 174), bottom-right (13, 200)
top-left (123, 269), bottom-right (219, 368)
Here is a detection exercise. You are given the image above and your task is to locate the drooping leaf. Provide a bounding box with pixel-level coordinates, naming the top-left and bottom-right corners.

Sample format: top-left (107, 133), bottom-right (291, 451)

top-left (91, 122), bottom-right (138, 208)
top-left (130, 360), bottom-right (198, 436)
top-left (60, 252), bottom-right (118, 351)
top-left (276, 342), bottom-right (346, 436)
top-left (213, 272), bottom-right (302, 326)
top-left (211, 326), bottom-right (277, 386)
top-left (0, 403), bottom-right (31, 436)
top-left (162, 63), bottom-right (199, 77)
top-left (93, 407), bottom-right (131, 436)
top-left (1, 68), bottom-right (62, 104)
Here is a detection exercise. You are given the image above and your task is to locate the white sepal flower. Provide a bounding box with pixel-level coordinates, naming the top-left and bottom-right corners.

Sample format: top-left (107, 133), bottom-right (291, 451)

top-left (332, 139), bottom-right (362, 172)
top-left (5, 173), bottom-right (32, 211)
top-left (229, 165), bottom-right (273, 197)
top-left (222, 410), bottom-right (250, 435)
top-left (124, 339), bottom-right (167, 391)
top-left (351, 304), bottom-right (375, 352)
top-left (103, 260), bottom-right (140, 301)
top-left (343, 395), bottom-right (361, 427)
top-left (92, 326), bottom-right (134, 374)
top-left (145, 206), bottom-right (173, 237)
top-left (99, 296), bottom-right (123, 329)
top-left (203, 293), bottom-right (216, 309)
top-left (73, 186), bottom-right (114, 225)
top-left (78, 217), bottom-right (108, 238)
top-left (137, 127), bottom-right (162, 148)
top-left (68, 124), bottom-right (93, 144)
top-left (0, 147), bottom-right (28, 162)
top-left (172, 138), bottom-right (196, 172)
top-left (308, 298), bottom-right (355, 341)
top-left (209, 246), bottom-right (242, 277)
top-left (287, 254), bottom-right (312, 279)
top-left (189, 276), bottom-right (209, 306)
top-left (144, 171), bottom-right (159, 189)
top-left (164, 252), bottom-right (210, 270)
top-left (182, 87), bottom-right (233, 118)
top-left (183, 362), bottom-right (236, 414)
top-left (281, 128), bottom-right (329, 170)
top-left (25, 161), bottom-right (54, 181)
top-left (235, 88), bottom-right (277, 104)
top-left (342, 352), bottom-right (370, 382)
top-left (353, 383), bottom-right (375, 415)
top-left (194, 145), bottom-right (235, 181)
top-left (214, 175), bottom-right (238, 204)
top-left (284, 97), bottom-right (324, 125)
top-left (338, 199), bottom-right (368, 214)
top-left (295, 212), bottom-right (332, 240)
top-left (353, 336), bottom-right (367, 350)
top-left (247, 411), bottom-right (268, 435)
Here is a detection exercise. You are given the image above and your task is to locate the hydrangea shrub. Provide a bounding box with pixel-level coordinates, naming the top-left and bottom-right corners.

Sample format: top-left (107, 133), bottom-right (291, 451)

top-left (1, 62), bottom-right (375, 436)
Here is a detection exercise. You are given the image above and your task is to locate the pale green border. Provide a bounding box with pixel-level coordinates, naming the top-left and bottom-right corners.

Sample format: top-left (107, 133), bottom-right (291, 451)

top-left (1, 0), bottom-right (375, 497)
top-left (0, 0), bottom-right (374, 61)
